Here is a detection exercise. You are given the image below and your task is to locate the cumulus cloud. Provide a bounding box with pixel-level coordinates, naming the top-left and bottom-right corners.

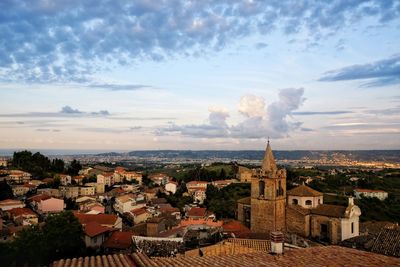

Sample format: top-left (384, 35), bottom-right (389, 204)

top-left (158, 88), bottom-right (305, 139)
top-left (1, 1), bottom-right (398, 83)
top-left (238, 95), bottom-right (265, 118)
top-left (319, 54), bottom-right (400, 86)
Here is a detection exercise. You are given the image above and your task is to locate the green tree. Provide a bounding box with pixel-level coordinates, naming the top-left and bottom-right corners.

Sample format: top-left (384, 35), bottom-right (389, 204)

top-left (43, 211), bottom-right (85, 262)
top-left (0, 180), bottom-right (13, 200)
top-left (67, 159), bottom-right (82, 176)
top-left (1, 211), bottom-right (85, 266)
top-left (51, 158), bottom-right (65, 173)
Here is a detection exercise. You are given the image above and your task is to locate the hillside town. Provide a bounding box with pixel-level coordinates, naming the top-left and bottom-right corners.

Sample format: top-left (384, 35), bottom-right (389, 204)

top-left (0, 143), bottom-right (399, 266)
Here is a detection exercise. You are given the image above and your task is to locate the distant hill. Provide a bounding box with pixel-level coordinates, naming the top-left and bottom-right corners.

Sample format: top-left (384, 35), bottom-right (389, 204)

top-left (94, 150), bottom-right (400, 163)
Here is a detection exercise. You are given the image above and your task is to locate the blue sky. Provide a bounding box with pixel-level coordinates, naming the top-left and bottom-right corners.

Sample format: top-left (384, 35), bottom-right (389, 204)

top-left (0, 0), bottom-right (399, 150)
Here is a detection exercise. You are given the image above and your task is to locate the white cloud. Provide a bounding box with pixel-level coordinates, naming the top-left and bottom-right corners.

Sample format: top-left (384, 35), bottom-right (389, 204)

top-left (238, 94), bottom-right (265, 118)
top-left (158, 88), bottom-right (305, 139)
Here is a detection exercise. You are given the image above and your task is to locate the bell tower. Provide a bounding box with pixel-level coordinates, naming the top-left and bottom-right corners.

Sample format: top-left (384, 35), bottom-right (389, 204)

top-left (250, 141), bottom-right (286, 234)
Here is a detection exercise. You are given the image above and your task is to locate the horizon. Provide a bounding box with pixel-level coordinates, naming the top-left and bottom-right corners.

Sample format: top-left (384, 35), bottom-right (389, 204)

top-left (0, 1), bottom-right (399, 150)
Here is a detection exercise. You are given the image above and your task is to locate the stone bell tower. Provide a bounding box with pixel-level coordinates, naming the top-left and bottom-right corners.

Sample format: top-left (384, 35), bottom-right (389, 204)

top-left (250, 141), bottom-right (286, 234)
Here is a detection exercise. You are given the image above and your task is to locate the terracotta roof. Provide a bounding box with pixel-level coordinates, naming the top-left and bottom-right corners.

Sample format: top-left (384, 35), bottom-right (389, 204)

top-left (73, 175), bottom-right (85, 180)
top-left (28, 194), bottom-right (51, 202)
top-left (52, 254), bottom-right (134, 267)
top-left (187, 207), bottom-right (207, 217)
top-left (131, 207), bottom-right (147, 216)
top-left (0, 199), bottom-right (24, 205)
top-left (84, 221), bottom-right (112, 237)
top-left (371, 227), bottom-right (400, 257)
top-left (9, 207), bottom-right (36, 217)
top-left (287, 185), bottom-right (323, 197)
top-left (53, 245), bottom-right (400, 267)
top-left (102, 231), bottom-right (133, 249)
top-left (136, 246), bottom-right (400, 267)
top-left (74, 212), bottom-right (118, 226)
top-left (151, 198), bottom-right (167, 204)
top-left (311, 204), bottom-right (346, 218)
top-left (186, 181), bottom-right (208, 185)
top-left (222, 221), bottom-right (251, 238)
top-left (237, 196), bottom-right (251, 205)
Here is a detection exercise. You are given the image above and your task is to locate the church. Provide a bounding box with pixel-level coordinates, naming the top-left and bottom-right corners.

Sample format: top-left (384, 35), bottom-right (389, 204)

top-left (237, 142), bottom-right (361, 244)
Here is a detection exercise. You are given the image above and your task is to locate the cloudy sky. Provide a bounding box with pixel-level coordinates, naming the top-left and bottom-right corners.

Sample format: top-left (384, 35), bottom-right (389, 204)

top-left (0, 0), bottom-right (399, 151)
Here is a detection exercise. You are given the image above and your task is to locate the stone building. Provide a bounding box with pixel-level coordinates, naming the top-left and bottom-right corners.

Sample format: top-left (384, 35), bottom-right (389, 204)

top-left (237, 142), bottom-right (361, 244)
top-left (250, 141), bottom-right (286, 234)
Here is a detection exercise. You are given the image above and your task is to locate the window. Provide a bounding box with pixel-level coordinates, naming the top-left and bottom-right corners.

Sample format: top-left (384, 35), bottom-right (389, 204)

top-left (292, 199), bottom-right (298, 205)
top-left (305, 200), bottom-right (312, 205)
top-left (259, 180), bottom-right (265, 198)
top-left (351, 222), bottom-right (354, 234)
top-left (318, 199), bottom-right (321, 205)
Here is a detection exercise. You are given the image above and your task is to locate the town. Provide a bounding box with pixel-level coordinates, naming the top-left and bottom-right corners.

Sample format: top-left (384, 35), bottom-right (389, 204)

top-left (0, 143), bottom-right (399, 266)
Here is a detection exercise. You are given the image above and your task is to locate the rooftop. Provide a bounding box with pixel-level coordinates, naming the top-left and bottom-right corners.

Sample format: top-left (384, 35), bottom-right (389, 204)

top-left (355, 188), bottom-right (387, 193)
top-left (84, 221), bottom-right (112, 238)
top-left (311, 204), bottom-right (347, 218)
top-left (287, 184), bottom-right (323, 197)
top-left (102, 231), bottom-right (133, 250)
top-left (54, 245), bottom-right (400, 267)
top-left (187, 207), bottom-right (207, 218)
top-left (74, 212), bottom-right (118, 226)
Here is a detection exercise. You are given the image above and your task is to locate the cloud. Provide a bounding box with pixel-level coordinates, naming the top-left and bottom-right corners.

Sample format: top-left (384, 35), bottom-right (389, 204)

top-left (61, 106), bottom-right (82, 114)
top-left (238, 95), bottom-right (265, 118)
top-left (1, 1), bottom-right (399, 83)
top-left (293, 111), bottom-right (354, 115)
top-left (158, 88), bottom-right (305, 139)
top-left (365, 106), bottom-right (400, 115)
top-left (0, 106), bottom-right (110, 118)
top-left (255, 42), bottom-right (268, 49)
top-left (319, 54), bottom-right (400, 86)
top-left (87, 83), bottom-right (151, 91)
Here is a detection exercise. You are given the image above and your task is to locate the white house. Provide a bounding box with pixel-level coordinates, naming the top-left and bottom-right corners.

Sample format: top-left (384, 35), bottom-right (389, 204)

top-left (354, 189), bottom-right (388, 201)
top-left (165, 181), bottom-right (178, 194)
top-left (59, 174), bottom-right (72, 186)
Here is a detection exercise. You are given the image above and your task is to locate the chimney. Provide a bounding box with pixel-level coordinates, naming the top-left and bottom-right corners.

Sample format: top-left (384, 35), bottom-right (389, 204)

top-left (348, 196), bottom-right (354, 206)
top-left (270, 231), bottom-right (284, 254)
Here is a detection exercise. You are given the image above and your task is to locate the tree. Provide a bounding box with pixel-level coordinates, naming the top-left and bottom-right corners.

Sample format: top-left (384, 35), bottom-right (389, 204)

top-left (67, 159), bottom-right (82, 176)
top-left (1, 211), bottom-right (85, 266)
top-left (51, 158), bottom-right (65, 173)
top-left (218, 168), bottom-right (227, 179)
top-left (43, 211), bottom-right (85, 262)
top-left (0, 180), bottom-right (13, 200)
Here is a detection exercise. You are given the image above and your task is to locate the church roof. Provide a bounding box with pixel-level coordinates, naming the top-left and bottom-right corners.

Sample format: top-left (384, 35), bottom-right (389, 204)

top-left (287, 185), bottom-right (323, 197)
top-left (261, 141), bottom-right (277, 172)
top-left (311, 204), bottom-right (347, 218)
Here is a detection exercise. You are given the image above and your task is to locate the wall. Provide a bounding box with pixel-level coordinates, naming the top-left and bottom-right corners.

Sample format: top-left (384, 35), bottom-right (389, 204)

top-left (286, 207), bottom-right (309, 237)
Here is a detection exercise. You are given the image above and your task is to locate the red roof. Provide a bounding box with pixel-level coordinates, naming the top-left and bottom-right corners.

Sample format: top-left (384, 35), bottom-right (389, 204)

top-left (186, 181), bottom-right (208, 186)
top-left (73, 175), bottom-right (85, 180)
top-left (222, 220), bottom-right (251, 238)
top-left (84, 221), bottom-right (112, 237)
top-left (187, 207), bottom-right (207, 217)
top-left (74, 212), bottom-right (118, 226)
top-left (102, 231), bottom-right (133, 249)
top-left (9, 207), bottom-right (37, 217)
top-left (131, 207), bottom-right (147, 216)
top-left (28, 194), bottom-right (51, 203)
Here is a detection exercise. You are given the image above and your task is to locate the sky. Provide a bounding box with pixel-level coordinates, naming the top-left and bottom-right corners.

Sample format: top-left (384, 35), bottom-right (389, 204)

top-left (0, 0), bottom-right (399, 151)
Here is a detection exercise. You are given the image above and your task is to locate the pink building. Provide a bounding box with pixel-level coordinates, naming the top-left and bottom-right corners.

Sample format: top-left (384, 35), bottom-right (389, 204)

top-left (38, 197), bottom-right (64, 213)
